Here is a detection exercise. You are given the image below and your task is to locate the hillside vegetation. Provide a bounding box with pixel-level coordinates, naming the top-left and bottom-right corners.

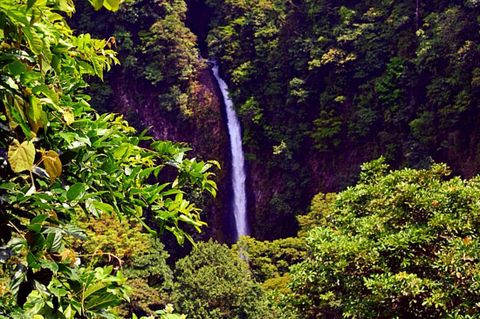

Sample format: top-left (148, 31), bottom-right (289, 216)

top-left (2, 0), bottom-right (480, 318)
top-left (206, 0), bottom-right (480, 238)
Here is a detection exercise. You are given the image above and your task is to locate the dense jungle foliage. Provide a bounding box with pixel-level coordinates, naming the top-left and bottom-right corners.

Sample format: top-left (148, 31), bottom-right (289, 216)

top-left (72, 0), bottom-right (207, 127)
top-left (205, 0), bottom-right (480, 238)
top-left (70, 0), bottom-right (230, 243)
top-left (3, 0), bottom-right (480, 318)
top-left (71, 0), bottom-right (480, 240)
top-left (0, 0), bottom-right (216, 317)
top-left (104, 159), bottom-right (480, 318)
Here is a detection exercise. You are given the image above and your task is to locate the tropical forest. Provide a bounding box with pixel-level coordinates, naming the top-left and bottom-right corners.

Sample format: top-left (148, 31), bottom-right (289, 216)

top-left (2, 0), bottom-right (480, 318)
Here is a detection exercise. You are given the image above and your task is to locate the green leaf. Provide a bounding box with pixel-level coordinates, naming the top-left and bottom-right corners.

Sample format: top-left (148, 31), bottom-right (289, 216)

top-left (103, 0), bottom-right (120, 11)
top-left (92, 201), bottom-right (115, 214)
top-left (84, 281), bottom-right (108, 299)
top-left (66, 183), bottom-right (86, 201)
top-left (31, 214), bottom-right (49, 225)
top-left (27, 252), bottom-right (40, 269)
top-left (89, 0), bottom-right (104, 10)
top-left (45, 231), bottom-right (62, 252)
top-left (40, 259), bottom-right (59, 273)
top-left (8, 60), bottom-right (27, 76)
top-left (64, 224), bottom-right (88, 240)
top-left (23, 27), bottom-right (44, 55)
top-left (7, 238), bottom-right (27, 254)
top-left (27, 0), bottom-right (36, 9)
top-left (28, 214), bottom-right (48, 232)
top-left (0, 182), bottom-right (16, 190)
top-left (50, 284), bottom-right (67, 297)
top-left (85, 292), bottom-right (120, 310)
top-left (57, 0), bottom-right (75, 15)
top-left (113, 143), bottom-right (131, 159)
top-left (8, 139), bottom-right (35, 173)
top-left (64, 305), bottom-right (74, 319)
top-left (28, 95), bottom-right (47, 133)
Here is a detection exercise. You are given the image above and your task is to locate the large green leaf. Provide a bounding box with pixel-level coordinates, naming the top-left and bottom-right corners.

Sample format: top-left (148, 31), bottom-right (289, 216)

top-left (27, 95), bottom-right (47, 133)
top-left (28, 214), bottom-right (48, 232)
top-left (8, 60), bottom-right (27, 76)
top-left (92, 201), bottom-right (115, 214)
top-left (66, 183), bottom-right (86, 201)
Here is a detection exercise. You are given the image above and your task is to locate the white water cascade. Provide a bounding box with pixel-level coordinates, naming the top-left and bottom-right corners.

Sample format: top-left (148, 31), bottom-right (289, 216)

top-left (211, 61), bottom-right (250, 240)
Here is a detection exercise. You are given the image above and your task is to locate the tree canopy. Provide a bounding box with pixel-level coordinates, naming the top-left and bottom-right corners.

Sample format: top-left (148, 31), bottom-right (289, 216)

top-left (290, 159), bottom-right (480, 318)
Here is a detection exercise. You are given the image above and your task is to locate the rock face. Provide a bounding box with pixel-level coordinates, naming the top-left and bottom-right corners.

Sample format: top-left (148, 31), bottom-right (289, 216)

top-left (110, 62), bottom-right (232, 242)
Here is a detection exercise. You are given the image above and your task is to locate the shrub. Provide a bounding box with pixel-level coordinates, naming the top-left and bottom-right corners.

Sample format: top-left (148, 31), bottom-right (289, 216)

top-left (290, 158), bottom-right (480, 318)
top-left (173, 240), bottom-right (268, 319)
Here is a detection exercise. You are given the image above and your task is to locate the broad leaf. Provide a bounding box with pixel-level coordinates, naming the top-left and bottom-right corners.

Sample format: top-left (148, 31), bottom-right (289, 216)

top-left (8, 139), bottom-right (35, 173)
top-left (92, 201), bottom-right (115, 214)
top-left (27, 95), bottom-right (47, 133)
top-left (66, 183), bottom-right (86, 201)
top-left (42, 150), bottom-right (62, 181)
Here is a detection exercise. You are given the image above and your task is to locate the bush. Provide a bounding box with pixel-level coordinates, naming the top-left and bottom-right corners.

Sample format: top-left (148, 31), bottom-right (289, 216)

top-left (290, 158), bottom-right (480, 318)
top-left (173, 240), bottom-right (268, 319)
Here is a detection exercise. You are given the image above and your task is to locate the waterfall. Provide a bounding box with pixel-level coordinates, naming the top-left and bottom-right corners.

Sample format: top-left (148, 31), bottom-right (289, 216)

top-left (211, 61), bottom-right (249, 241)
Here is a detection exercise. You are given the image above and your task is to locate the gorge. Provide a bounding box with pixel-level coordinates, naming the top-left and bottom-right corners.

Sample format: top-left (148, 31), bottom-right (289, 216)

top-left (5, 0), bottom-right (480, 317)
top-left (69, 0), bottom-right (480, 243)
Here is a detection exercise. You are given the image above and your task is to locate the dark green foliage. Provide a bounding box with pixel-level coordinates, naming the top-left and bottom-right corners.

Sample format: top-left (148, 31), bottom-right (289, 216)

top-left (0, 0), bottom-right (216, 317)
top-left (73, 0), bottom-right (202, 118)
top-left (233, 236), bottom-right (306, 285)
top-left (172, 240), bottom-right (268, 319)
top-left (290, 159), bottom-right (480, 318)
top-left (205, 0), bottom-right (480, 238)
top-left (73, 215), bottom-right (175, 316)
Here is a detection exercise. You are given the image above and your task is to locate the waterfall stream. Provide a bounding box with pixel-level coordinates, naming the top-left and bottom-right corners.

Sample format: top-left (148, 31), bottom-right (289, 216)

top-left (211, 61), bottom-right (249, 241)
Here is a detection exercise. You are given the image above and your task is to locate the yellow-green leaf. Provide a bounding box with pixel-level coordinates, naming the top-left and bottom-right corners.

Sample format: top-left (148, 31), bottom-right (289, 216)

top-left (103, 0), bottom-right (120, 11)
top-left (8, 139), bottom-right (36, 173)
top-left (63, 108), bottom-right (74, 125)
top-left (89, 0), bottom-right (104, 10)
top-left (42, 150), bottom-right (62, 181)
top-left (64, 305), bottom-right (74, 319)
top-left (58, 0), bottom-right (75, 15)
top-left (28, 95), bottom-right (47, 133)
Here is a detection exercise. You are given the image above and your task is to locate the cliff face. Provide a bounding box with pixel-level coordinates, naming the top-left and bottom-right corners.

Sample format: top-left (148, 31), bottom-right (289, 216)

top-left (110, 62), bottom-right (232, 242)
top-left (246, 125), bottom-right (480, 240)
top-left (246, 143), bottom-right (374, 240)
top-left (114, 64), bottom-right (227, 161)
